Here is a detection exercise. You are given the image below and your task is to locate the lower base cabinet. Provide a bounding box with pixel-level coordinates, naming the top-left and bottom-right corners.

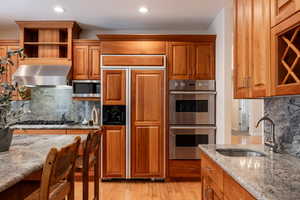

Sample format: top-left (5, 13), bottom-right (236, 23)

top-left (168, 160), bottom-right (201, 179)
top-left (201, 151), bottom-right (256, 200)
top-left (102, 126), bottom-right (126, 178)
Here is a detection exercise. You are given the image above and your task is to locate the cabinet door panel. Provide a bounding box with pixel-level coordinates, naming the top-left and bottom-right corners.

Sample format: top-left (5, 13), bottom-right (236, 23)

top-left (6, 46), bottom-right (19, 83)
top-left (131, 70), bottom-right (165, 178)
top-left (271, 0), bottom-right (300, 26)
top-left (102, 126), bottom-right (126, 178)
top-left (251, 0), bottom-right (270, 97)
top-left (89, 46), bottom-right (100, 80)
top-left (132, 70), bottom-right (163, 124)
top-left (271, 12), bottom-right (300, 96)
top-left (193, 43), bottom-right (215, 80)
top-left (131, 126), bottom-right (163, 177)
top-left (102, 70), bottom-right (126, 105)
top-left (234, 0), bottom-right (252, 98)
top-left (168, 42), bottom-right (191, 80)
top-left (73, 45), bottom-right (89, 80)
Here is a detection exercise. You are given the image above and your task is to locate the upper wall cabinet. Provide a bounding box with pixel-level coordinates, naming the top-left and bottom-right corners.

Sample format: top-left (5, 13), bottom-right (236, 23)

top-left (98, 34), bottom-right (168, 55)
top-left (0, 40), bottom-right (28, 100)
top-left (271, 0), bottom-right (300, 27)
top-left (16, 21), bottom-right (81, 66)
top-left (168, 38), bottom-right (216, 80)
top-left (73, 40), bottom-right (100, 80)
top-left (271, 12), bottom-right (300, 96)
top-left (234, 0), bottom-right (270, 98)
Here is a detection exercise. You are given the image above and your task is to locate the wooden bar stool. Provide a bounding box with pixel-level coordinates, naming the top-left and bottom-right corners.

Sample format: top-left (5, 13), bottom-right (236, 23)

top-left (25, 136), bottom-right (81, 200)
top-left (76, 130), bottom-right (102, 200)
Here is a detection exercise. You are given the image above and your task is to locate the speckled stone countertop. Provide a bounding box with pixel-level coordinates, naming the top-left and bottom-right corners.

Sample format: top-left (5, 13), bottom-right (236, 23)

top-left (11, 124), bottom-right (100, 130)
top-left (0, 134), bottom-right (87, 193)
top-left (199, 144), bottom-right (300, 200)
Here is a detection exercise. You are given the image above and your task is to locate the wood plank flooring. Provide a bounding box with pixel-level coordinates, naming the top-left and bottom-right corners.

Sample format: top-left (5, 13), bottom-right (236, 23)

top-left (75, 181), bottom-right (202, 200)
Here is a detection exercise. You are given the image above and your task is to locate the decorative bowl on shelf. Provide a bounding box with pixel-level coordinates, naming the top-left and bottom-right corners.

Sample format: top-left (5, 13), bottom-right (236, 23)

top-left (0, 128), bottom-right (13, 152)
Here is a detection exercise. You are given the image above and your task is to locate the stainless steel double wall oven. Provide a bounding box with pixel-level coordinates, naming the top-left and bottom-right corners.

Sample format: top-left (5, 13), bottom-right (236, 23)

top-left (169, 80), bottom-right (216, 159)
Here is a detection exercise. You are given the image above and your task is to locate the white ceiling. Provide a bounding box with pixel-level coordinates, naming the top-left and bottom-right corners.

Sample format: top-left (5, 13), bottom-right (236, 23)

top-left (0, 0), bottom-right (228, 32)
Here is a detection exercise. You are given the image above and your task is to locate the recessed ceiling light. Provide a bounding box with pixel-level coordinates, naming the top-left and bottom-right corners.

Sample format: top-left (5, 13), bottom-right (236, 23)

top-left (139, 6), bottom-right (149, 14)
top-left (54, 6), bottom-right (65, 13)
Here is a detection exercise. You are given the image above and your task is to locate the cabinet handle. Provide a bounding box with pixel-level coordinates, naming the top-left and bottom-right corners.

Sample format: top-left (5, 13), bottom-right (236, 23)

top-left (205, 188), bottom-right (213, 200)
top-left (205, 167), bottom-right (214, 172)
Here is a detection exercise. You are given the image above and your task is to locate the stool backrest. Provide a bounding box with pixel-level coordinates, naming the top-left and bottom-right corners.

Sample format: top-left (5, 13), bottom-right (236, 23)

top-left (40, 136), bottom-right (81, 200)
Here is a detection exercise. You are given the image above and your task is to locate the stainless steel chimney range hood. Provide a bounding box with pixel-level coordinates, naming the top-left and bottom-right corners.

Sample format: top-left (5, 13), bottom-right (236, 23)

top-left (13, 65), bottom-right (71, 87)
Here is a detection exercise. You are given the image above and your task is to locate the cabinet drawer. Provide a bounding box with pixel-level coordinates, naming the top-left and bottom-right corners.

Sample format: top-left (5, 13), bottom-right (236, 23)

top-left (101, 41), bottom-right (166, 55)
top-left (224, 172), bottom-right (256, 200)
top-left (13, 129), bottom-right (67, 134)
top-left (168, 160), bottom-right (201, 178)
top-left (200, 152), bottom-right (223, 193)
top-left (102, 55), bottom-right (165, 66)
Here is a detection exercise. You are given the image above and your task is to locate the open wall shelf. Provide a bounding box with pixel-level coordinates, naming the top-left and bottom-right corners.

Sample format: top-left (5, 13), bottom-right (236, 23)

top-left (16, 21), bottom-right (81, 65)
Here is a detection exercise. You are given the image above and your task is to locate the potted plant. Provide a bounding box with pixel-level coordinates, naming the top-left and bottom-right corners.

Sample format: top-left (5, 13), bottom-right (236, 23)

top-left (0, 48), bottom-right (27, 152)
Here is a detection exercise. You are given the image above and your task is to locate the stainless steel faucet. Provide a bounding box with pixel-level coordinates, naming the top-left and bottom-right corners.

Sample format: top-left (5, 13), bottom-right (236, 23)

top-left (61, 113), bottom-right (67, 123)
top-left (256, 115), bottom-right (281, 153)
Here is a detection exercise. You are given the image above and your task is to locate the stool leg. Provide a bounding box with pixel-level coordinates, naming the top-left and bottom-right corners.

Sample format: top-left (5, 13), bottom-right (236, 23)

top-left (68, 168), bottom-right (75, 200)
top-left (83, 159), bottom-right (89, 200)
top-left (94, 149), bottom-right (100, 200)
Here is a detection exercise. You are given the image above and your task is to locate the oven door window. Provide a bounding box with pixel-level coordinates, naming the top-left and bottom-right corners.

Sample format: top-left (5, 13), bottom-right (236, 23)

top-left (176, 100), bottom-right (208, 112)
top-left (175, 134), bottom-right (209, 147)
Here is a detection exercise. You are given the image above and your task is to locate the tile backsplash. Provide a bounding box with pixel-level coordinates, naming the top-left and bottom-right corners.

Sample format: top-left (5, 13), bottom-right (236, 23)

top-left (264, 96), bottom-right (300, 158)
top-left (11, 87), bottom-right (100, 123)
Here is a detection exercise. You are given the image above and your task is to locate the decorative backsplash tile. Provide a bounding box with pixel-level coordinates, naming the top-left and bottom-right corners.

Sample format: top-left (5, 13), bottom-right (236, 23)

top-left (11, 87), bottom-right (100, 123)
top-left (264, 96), bottom-right (300, 158)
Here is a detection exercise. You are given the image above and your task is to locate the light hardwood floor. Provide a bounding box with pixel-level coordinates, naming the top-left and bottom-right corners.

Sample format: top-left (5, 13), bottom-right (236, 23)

top-left (75, 181), bottom-right (202, 200)
top-left (74, 135), bottom-right (260, 200)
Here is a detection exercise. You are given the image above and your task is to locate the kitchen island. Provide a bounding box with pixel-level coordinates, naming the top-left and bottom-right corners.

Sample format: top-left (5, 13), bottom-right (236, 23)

top-left (0, 134), bottom-right (87, 196)
top-left (199, 144), bottom-right (300, 200)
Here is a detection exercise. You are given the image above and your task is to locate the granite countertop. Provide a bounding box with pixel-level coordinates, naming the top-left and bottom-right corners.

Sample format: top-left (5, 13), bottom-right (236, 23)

top-left (199, 144), bottom-right (300, 200)
top-left (11, 124), bottom-right (100, 130)
top-left (0, 134), bottom-right (87, 193)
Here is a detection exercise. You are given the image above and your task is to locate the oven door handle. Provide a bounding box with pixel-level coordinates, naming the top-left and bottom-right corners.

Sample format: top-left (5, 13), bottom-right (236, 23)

top-left (169, 91), bottom-right (216, 95)
top-left (169, 126), bottom-right (217, 130)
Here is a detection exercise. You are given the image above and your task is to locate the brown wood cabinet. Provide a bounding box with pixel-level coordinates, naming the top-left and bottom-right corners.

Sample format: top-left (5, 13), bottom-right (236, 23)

top-left (0, 41), bottom-right (25, 100)
top-left (271, 12), bottom-right (300, 96)
top-left (168, 160), bottom-right (201, 179)
top-left (200, 151), bottom-right (255, 200)
top-left (131, 70), bottom-right (165, 178)
top-left (100, 41), bottom-right (166, 55)
top-left (73, 40), bottom-right (100, 80)
top-left (102, 55), bottom-right (165, 66)
top-left (271, 0), bottom-right (300, 27)
top-left (102, 70), bottom-right (126, 105)
top-left (168, 41), bottom-right (215, 80)
top-left (102, 126), bottom-right (126, 178)
top-left (234, 0), bottom-right (270, 98)
top-left (89, 46), bottom-right (101, 79)
top-left (168, 42), bottom-right (191, 80)
top-left (16, 21), bottom-right (80, 66)
top-left (73, 45), bottom-right (89, 80)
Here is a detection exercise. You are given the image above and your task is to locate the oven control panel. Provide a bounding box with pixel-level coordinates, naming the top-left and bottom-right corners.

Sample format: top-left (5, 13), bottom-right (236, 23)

top-left (169, 80), bottom-right (215, 91)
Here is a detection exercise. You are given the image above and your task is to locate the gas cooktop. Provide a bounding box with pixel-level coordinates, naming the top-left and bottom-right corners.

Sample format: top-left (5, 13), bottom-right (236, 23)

top-left (15, 120), bottom-right (76, 125)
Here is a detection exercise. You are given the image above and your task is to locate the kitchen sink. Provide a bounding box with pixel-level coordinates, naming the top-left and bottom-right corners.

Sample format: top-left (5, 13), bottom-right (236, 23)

top-left (216, 148), bottom-right (266, 157)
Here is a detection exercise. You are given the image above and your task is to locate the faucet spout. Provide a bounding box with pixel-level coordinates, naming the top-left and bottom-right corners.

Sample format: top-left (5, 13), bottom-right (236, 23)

top-left (256, 115), bottom-right (280, 153)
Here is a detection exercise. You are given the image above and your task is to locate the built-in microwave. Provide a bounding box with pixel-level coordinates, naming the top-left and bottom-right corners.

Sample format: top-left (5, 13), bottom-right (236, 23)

top-left (72, 80), bottom-right (100, 98)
